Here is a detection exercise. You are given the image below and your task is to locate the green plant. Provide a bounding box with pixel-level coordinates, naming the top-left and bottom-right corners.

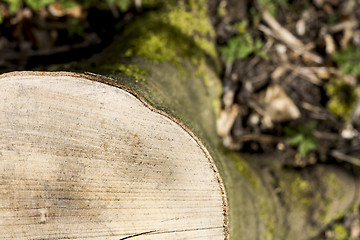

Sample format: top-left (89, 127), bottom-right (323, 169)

top-left (220, 33), bottom-right (267, 63)
top-left (68, 18), bottom-right (84, 36)
top-left (257, 0), bottom-right (288, 16)
top-left (234, 20), bottom-right (248, 34)
top-left (0, 8), bottom-right (3, 24)
top-left (4, 0), bottom-right (55, 13)
top-left (333, 45), bottom-right (360, 77)
top-left (284, 122), bottom-right (319, 157)
top-left (325, 78), bottom-right (358, 120)
top-left (58, 0), bottom-right (78, 8)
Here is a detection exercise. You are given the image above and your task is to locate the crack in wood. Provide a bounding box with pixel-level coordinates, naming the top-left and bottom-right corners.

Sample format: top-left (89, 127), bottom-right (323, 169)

top-left (119, 230), bottom-right (157, 239)
top-left (119, 226), bottom-right (223, 239)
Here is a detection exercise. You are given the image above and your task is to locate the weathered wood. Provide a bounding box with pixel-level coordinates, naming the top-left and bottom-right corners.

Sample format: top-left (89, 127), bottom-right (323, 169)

top-left (0, 72), bottom-right (228, 239)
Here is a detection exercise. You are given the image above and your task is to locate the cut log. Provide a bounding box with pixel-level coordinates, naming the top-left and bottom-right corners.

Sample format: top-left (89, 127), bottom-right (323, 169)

top-left (0, 71), bottom-right (229, 239)
top-left (1, 1), bottom-right (360, 239)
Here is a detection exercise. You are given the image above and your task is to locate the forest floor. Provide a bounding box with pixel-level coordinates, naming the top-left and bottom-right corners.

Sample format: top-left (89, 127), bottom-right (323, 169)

top-left (211, 1), bottom-right (360, 239)
top-left (211, 0), bottom-right (360, 168)
top-left (0, 0), bottom-right (360, 239)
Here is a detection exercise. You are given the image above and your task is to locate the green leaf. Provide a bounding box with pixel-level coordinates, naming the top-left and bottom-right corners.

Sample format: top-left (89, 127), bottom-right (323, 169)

top-left (25, 0), bottom-right (55, 9)
top-left (287, 134), bottom-right (304, 145)
top-left (299, 138), bottom-right (317, 157)
top-left (220, 33), bottom-right (266, 63)
top-left (68, 19), bottom-right (84, 36)
top-left (284, 123), bottom-right (319, 157)
top-left (116, 0), bottom-right (130, 11)
top-left (5, 0), bottom-right (21, 13)
top-left (333, 45), bottom-right (360, 77)
top-left (59, 0), bottom-right (78, 9)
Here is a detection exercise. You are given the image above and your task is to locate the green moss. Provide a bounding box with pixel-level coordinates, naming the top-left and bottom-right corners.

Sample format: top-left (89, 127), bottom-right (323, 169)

top-left (289, 176), bottom-right (312, 207)
top-left (278, 170), bottom-right (313, 209)
top-left (217, 0), bottom-right (227, 18)
top-left (259, 199), bottom-right (276, 240)
top-left (234, 20), bottom-right (248, 34)
top-left (102, 64), bottom-right (149, 82)
top-left (227, 152), bottom-right (261, 192)
top-left (325, 78), bottom-right (358, 120)
top-left (212, 99), bottom-right (221, 119)
top-left (326, 173), bottom-right (340, 195)
top-left (226, 152), bottom-right (277, 239)
top-left (318, 173), bottom-right (343, 223)
top-left (120, 2), bottom-right (217, 68)
top-left (333, 224), bottom-right (348, 240)
top-left (196, 60), bottom-right (211, 86)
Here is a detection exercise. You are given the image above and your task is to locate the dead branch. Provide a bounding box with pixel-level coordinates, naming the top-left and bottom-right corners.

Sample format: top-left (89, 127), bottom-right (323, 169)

top-left (261, 11), bottom-right (323, 64)
top-left (330, 150), bottom-right (360, 167)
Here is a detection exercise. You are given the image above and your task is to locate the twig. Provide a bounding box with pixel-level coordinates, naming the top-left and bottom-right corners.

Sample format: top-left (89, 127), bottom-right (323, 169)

top-left (261, 11), bottom-right (323, 64)
top-left (330, 150), bottom-right (360, 167)
top-left (283, 64), bottom-right (322, 85)
top-left (314, 131), bottom-right (339, 141)
top-left (107, 0), bottom-right (120, 18)
top-left (301, 102), bottom-right (323, 113)
top-left (328, 19), bottom-right (358, 33)
top-left (301, 103), bottom-right (332, 120)
top-left (240, 134), bottom-right (281, 143)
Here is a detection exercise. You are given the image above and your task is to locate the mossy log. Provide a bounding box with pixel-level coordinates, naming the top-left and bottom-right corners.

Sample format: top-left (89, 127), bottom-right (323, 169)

top-left (1, 1), bottom-right (360, 240)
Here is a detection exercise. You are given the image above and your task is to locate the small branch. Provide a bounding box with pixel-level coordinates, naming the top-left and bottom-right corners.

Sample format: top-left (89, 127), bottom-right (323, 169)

top-left (330, 150), bottom-right (360, 167)
top-left (260, 11), bottom-right (323, 64)
top-left (314, 131), bottom-right (339, 141)
top-left (240, 134), bottom-right (281, 143)
top-left (328, 19), bottom-right (358, 33)
top-left (283, 64), bottom-right (322, 85)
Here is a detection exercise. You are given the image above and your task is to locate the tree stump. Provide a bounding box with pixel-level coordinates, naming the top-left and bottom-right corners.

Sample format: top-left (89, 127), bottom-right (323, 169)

top-left (0, 71), bottom-right (229, 239)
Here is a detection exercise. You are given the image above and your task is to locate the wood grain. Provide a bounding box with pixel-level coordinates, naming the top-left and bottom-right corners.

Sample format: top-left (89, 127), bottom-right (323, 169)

top-left (0, 72), bottom-right (228, 239)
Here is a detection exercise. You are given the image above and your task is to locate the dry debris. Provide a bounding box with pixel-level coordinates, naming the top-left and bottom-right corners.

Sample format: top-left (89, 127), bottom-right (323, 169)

top-left (211, 0), bottom-right (360, 169)
top-left (0, 1), bottom-right (131, 69)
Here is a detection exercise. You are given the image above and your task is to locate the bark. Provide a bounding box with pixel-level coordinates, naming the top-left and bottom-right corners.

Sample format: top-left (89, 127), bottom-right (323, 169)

top-left (1, 1), bottom-right (360, 240)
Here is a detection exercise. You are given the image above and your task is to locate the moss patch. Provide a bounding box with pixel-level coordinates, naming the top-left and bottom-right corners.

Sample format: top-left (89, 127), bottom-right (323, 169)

top-left (325, 78), bottom-right (358, 120)
top-left (278, 170), bottom-right (313, 209)
top-left (120, 1), bottom-right (217, 68)
top-left (228, 152), bottom-right (261, 191)
top-left (259, 198), bottom-right (276, 240)
top-left (290, 176), bottom-right (311, 206)
top-left (317, 173), bottom-right (343, 223)
top-left (102, 64), bottom-right (149, 82)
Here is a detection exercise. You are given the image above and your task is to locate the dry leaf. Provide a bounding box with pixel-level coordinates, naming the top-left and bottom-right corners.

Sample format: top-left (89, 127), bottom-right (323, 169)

top-left (263, 84), bottom-right (300, 122)
top-left (217, 105), bottom-right (239, 137)
top-left (49, 2), bottom-right (83, 18)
